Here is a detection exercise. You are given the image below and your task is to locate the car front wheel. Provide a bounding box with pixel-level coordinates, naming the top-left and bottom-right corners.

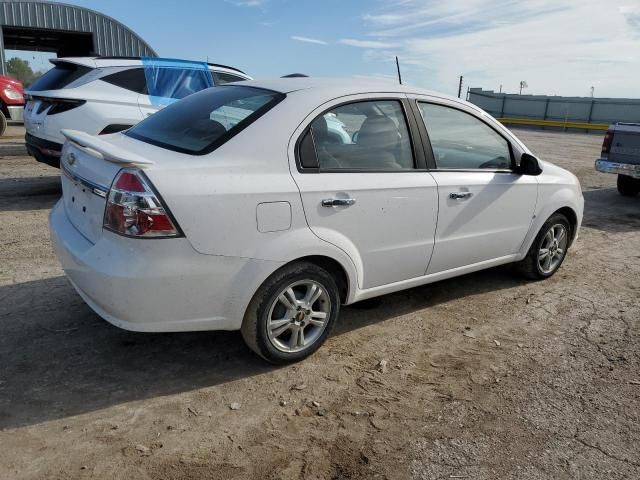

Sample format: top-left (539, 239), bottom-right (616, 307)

top-left (241, 262), bottom-right (340, 364)
top-left (518, 213), bottom-right (571, 280)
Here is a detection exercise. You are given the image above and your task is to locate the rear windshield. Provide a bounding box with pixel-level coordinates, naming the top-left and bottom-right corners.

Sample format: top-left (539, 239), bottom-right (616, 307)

top-left (126, 85), bottom-right (285, 155)
top-left (28, 63), bottom-right (91, 91)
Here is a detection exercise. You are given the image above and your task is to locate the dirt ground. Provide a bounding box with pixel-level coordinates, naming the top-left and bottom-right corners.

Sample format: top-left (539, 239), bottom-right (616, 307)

top-left (0, 130), bottom-right (638, 480)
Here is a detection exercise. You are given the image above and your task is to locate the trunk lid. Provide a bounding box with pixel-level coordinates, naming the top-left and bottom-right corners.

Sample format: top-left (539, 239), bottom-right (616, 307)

top-left (59, 131), bottom-right (154, 243)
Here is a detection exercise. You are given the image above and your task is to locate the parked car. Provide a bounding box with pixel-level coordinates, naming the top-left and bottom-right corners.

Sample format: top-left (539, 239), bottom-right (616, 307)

top-left (595, 123), bottom-right (640, 196)
top-left (0, 75), bottom-right (25, 135)
top-left (24, 56), bottom-right (251, 167)
top-left (49, 78), bottom-right (584, 364)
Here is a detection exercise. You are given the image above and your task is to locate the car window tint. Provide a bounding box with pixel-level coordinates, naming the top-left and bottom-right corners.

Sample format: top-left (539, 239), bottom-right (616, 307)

top-left (28, 63), bottom-right (91, 91)
top-left (213, 72), bottom-right (246, 84)
top-left (308, 100), bottom-right (415, 171)
top-left (102, 68), bottom-right (147, 94)
top-left (209, 94), bottom-right (275, 129)
top-left (418, 102), bottom-right (512, 170)
top-left (298, 129), bottom-right (319, 169)
top-left (146, 67), bottom-right (214, 101)
top-left (126, 85), bottom-right (283, 155)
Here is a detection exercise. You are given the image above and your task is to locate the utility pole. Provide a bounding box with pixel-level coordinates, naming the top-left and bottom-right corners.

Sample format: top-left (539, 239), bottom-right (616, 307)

top-left (458, 75), bottom-right (463, 98)
top-left (519, 80), bottom-right (528, 95)
top-left (395, 56), bottom-right (402, 85)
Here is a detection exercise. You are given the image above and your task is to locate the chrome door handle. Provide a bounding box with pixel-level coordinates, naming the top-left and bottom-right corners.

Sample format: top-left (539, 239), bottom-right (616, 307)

top-left (322, 198), bottom-right (356, 207)
top-left (449, 192), bottom-right (473, 199)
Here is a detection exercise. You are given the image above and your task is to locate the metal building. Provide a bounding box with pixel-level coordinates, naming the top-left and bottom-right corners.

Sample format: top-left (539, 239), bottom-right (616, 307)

top-left (0, 0), bottom-right (157, 75)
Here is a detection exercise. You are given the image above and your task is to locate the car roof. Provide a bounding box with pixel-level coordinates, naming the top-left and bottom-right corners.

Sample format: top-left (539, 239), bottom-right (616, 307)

top-left (51, 57), bottom-right (249, 77)
top-left (238, 77), bottom-right (477, 109)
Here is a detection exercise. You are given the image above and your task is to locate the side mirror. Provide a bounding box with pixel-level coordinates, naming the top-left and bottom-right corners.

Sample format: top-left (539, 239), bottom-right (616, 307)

top-left (352, 131), bottom-right (359, 143)
top-left (518, 153), bottom-right (542, 176)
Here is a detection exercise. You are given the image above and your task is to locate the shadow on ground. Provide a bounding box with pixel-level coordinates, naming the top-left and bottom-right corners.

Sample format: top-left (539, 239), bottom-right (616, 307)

top-left (0, 176), bottom-right (61, 211)
top-left (582, 187), bottom-right (640, 233)
top-left (0, 265), bottom-right (525, 430)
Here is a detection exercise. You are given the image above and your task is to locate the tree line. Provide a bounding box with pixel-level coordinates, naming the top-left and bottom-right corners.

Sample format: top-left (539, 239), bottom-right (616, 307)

top-left (5, 57), bottom-right (45, 86)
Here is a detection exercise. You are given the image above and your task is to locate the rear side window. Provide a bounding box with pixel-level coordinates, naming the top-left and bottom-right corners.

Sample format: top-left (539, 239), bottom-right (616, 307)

top-left (299, 100), bottom-right (415, 171)
top-left (126, 85), bottom-right (284, 155)
top-left (145, 67), bottom-right (214, 103)
top-left (28, 63), bottom-right (91, 91)
top-left (102, 68), bottom-right (147, 94)
top-left (213, 72), bottom-right (246, 84)
top-left (418, 102), bottom-right (512, 170)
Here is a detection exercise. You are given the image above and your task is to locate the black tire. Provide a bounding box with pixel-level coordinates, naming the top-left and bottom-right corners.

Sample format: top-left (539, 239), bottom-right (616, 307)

top-left (241, 262), bottom-right (340, 364)
top-left (0, 110), bottom-right (7, 137)
top-left (517, 213), bottom-right (571, 280)
top-left (617, 174), bottom-right (640, 197)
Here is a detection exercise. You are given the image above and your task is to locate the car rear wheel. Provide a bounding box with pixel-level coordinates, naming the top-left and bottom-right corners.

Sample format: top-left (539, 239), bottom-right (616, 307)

top-left (617, 174), bottom-right (640, 197)
top-left (518, 213), bottom-right (571, 280)
top-left (241, 262), bottom-right (340, 364)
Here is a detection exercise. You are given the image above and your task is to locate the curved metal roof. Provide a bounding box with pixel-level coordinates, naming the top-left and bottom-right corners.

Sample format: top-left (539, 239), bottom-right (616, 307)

top-left (0, 0), bottom-right (157, 57)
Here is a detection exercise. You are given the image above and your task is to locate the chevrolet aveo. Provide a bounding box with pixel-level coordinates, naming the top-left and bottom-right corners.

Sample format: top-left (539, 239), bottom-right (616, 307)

top-left (49, 78), bottom-right (584, 364)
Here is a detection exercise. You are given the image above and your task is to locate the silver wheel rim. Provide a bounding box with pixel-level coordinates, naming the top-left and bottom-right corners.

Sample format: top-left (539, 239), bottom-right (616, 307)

top-left (538, 223), bottom-right (568, 274)
top-left (266, 280), bottom-right (331, 353)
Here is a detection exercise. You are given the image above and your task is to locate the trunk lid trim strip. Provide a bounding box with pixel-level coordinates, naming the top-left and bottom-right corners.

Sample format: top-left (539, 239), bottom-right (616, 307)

top-left (61, 163), bottom-right (109, 198)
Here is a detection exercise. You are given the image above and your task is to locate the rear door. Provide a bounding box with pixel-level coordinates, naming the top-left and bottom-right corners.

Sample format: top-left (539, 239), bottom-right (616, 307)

top-left (413, 98), bottom-right (538, 274)
top-left (291, 95), bottom-right (439, 289)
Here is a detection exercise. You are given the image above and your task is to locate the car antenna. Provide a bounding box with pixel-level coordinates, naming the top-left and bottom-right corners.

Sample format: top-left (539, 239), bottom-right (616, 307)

top-left (396, 56), bottom-right (402, 85)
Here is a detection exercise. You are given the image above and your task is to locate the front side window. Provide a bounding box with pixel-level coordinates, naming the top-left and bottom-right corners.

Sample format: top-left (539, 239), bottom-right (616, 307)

top-left (300, 100), bottom-right (415, 171)
top-left (418, 102), bottom-right (512, 170)
top-left (126, 85), bottom-right (284, 155)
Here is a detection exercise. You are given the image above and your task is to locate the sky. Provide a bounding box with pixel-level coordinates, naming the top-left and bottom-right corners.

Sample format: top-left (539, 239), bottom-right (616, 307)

top-left (8, 0), bottom-right (640, 97)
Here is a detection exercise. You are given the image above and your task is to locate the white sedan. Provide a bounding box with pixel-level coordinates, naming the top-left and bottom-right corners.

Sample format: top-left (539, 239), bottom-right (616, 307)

top-left (49, 78), bottom-right (584, 363)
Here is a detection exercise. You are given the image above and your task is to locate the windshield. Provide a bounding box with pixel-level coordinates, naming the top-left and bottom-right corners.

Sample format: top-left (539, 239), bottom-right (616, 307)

top-left (126, 86), bottom-right (284, 155)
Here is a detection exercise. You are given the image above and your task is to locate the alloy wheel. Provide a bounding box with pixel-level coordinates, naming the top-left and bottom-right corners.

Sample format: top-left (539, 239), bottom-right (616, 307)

top-left (266, 280), bottom-right (331, 353)
top-left (538, 223), bottom-right (568, 274)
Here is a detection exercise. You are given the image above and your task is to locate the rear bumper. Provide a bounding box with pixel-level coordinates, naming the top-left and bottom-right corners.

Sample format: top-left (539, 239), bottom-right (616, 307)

top-left (48, 200), bottom-right (283, 332)
top-left (595, 159), bottom-right (640, 179)
top-left (25, 133), bottom-right (62, 168)
top-left (7, 105), bottom-right (24, 122)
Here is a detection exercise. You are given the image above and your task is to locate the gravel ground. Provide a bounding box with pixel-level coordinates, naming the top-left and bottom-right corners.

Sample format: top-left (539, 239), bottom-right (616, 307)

top-left (0, 130), bottom-right (638, 480)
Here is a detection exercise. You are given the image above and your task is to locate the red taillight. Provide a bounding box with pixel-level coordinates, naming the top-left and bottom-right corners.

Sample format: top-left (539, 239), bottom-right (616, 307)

top-left (103, 169), bottom-right (182, 238)
top-left (114, 171), bottom-right (145, 192)
top-left (602, 130), bottom-right (614, 156)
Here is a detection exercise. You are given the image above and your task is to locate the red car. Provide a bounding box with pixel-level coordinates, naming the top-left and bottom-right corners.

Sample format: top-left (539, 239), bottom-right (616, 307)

top-left (0, 75), bottom-right (25, 135)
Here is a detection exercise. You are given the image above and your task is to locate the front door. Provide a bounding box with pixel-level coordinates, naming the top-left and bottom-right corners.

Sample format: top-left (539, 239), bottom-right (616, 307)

top-left (291, 96), bottom-right (438, 289)
top-left (415, 100), bottom-right (538, 274)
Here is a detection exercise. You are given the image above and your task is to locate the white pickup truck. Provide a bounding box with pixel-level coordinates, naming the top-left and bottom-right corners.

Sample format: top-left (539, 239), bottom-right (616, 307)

top-left (595, 123), bottom-right (640, 196)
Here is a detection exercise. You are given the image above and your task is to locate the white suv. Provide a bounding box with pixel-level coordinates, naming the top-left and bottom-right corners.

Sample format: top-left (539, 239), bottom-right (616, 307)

top-left (24, 57), bottom-right (251, 167)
